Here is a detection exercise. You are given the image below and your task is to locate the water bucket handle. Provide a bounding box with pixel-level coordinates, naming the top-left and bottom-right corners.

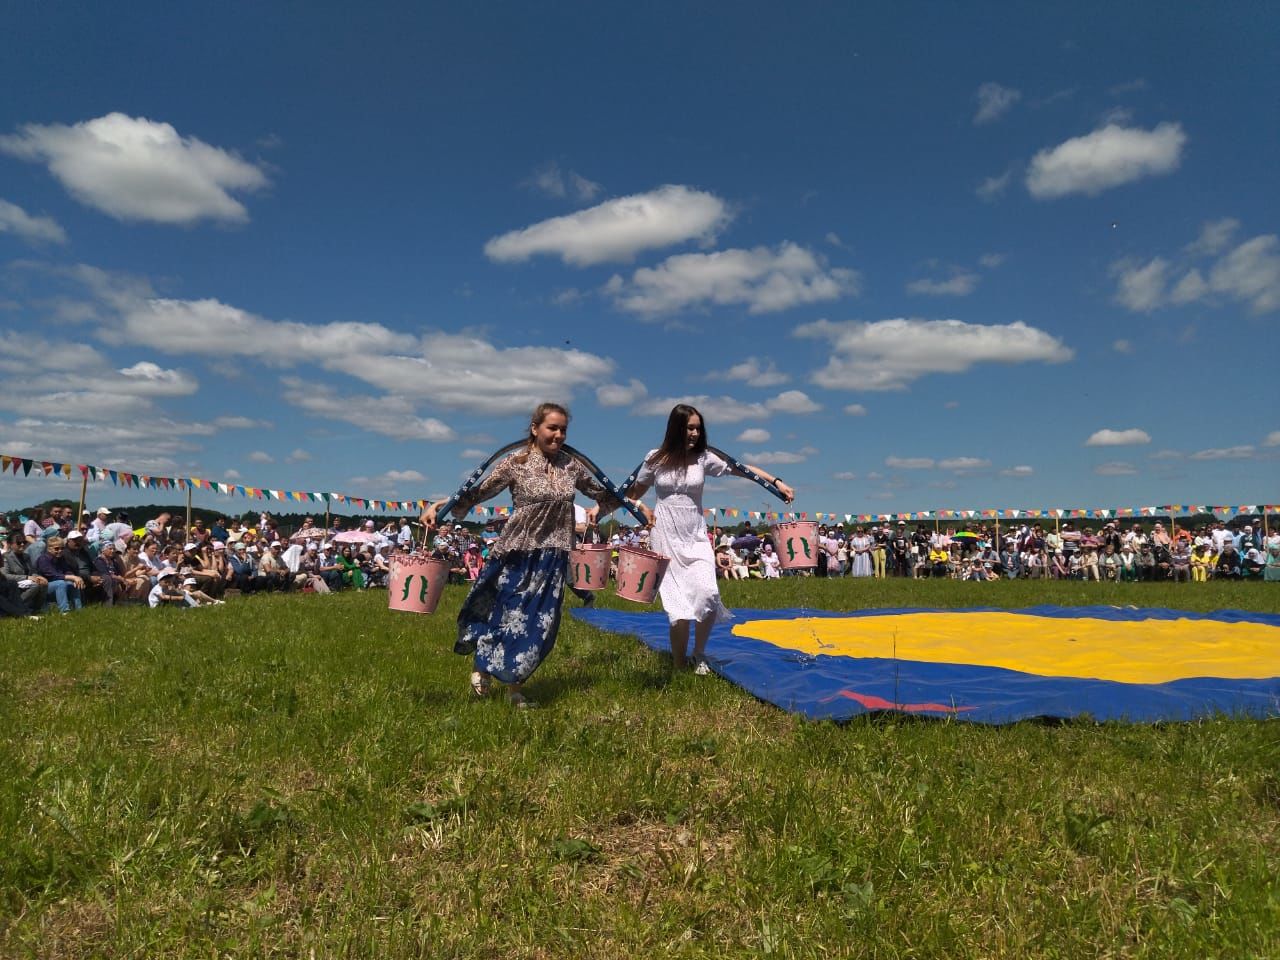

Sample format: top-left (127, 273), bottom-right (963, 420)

top-left (563, 443), bottom-right (649, 526)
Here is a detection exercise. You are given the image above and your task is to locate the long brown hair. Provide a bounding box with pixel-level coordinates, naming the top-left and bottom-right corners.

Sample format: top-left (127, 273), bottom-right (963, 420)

top-left (513, 401), bottom-right (570, 463)
top-left (648, 403), bottom-right (707, 469)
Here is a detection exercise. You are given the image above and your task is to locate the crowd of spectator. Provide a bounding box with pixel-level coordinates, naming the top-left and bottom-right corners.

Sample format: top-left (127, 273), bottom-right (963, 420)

top-left (0, 505), bottom-right (427, 618)
top-left (706, 518), bottom-right (1280, 583)
top-left (4, 505), bottom-right (1277, 619)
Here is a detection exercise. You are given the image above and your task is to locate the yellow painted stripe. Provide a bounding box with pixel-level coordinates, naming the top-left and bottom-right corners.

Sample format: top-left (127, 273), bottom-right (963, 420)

top-left (733, 612), bottom-right (1280, 685)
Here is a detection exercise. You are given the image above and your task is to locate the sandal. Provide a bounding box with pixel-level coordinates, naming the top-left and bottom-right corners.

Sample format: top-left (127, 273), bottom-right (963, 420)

top-left (469, 671), bottom-right (491, 698)
top-left (508, 689), bottom-right (537, 709)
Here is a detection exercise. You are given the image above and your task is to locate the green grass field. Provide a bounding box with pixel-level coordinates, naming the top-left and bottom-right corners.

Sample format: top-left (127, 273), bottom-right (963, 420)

top-left (2, 580), bottom-right (1278, 958)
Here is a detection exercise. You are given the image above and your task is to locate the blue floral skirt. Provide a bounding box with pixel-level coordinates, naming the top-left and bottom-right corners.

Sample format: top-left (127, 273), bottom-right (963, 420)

top-left (454, 548), bottom-right (568, 684)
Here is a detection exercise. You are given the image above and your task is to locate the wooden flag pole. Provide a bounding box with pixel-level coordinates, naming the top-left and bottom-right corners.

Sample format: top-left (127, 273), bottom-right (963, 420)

top-left (186, 484), bottom-right (193, 532)
top-left (76, 473), bottom-right (88, 530)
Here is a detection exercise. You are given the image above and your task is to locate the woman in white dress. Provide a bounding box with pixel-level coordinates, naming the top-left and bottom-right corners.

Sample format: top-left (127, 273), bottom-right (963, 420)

top-left (626, 404), bottom-right (795, 673)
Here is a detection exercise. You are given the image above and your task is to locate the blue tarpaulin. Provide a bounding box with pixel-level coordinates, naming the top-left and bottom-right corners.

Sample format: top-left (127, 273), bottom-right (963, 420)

top-left (572, 606), bottom-right (1280, 724)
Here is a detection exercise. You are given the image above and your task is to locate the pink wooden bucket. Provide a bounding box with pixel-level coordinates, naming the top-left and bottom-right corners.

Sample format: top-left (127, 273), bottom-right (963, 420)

top-left (569, 544), bottom-right (611, 591)
top-left (615, 545), bottom-right (669, 604)
top-left (388, 554), bottom-right (450, 614)
top-left (772, 521), bottom-right (819, 570)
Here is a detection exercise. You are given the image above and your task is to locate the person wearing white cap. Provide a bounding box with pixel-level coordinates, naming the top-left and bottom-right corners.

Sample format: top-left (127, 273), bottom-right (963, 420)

top-left (182, 540), bottom-right (223, 597)
top-left (148, 570), bottom-right (187, 608)
top-left (179, 576), bottom-right (222, 606)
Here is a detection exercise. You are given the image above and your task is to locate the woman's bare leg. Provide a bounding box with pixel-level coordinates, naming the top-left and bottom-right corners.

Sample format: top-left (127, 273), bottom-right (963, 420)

top-left (669, 619), bottom-right (691, 669)
top-left (690, 616), bottom-right (714, 663)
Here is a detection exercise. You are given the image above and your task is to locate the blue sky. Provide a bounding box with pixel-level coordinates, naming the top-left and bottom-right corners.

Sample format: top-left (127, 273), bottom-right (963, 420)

top-left (1, 1), bottom-right (1276, 517)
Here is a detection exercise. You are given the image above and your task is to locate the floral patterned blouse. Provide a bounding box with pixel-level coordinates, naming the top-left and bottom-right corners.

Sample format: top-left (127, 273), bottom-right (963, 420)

top-left (451, 446), bottom-right (621, 557)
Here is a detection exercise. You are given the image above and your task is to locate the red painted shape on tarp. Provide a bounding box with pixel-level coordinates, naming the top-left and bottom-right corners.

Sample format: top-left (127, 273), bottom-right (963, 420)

top-left (825, 689), bottom-right (975, 714)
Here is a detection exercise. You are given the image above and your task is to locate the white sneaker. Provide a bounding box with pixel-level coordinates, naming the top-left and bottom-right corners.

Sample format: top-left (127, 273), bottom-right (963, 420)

top-left (693, 659), bottom-right (712, 676)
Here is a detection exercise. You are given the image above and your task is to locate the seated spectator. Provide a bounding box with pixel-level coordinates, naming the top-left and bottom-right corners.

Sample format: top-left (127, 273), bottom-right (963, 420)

top-left (1242, 545), bottom-right (1265, 578)
top-left (1170, 542), bottom-right (1192, 582)
top-left (64, 530), bottom-right (100, 596)
top-left (1101, 544), bottom-right (1121, 581)
top-left (760, 543), bottom-right (781, 579)
top-left (714, 546), bottom-right (732, 579)
top-left (148, 571), bottom-right (190, 608)
top-left (1190, 544), bottom-right (1212, 581)
top-left (181, 576), bottom-right (223, 606)
top-left (1137, 544), bottom-right (1157, 581)
top-left (35, 537), bottom-right (84, 612)
top-left (2, 533), bottom-right (48, 613)
top-left (336, 545), bottom-right (365, 589)
top-left (1119, 545), bottom-right (1139, 582)
top-left (1265, 544), bottom-right (1280, 582)
top-left (92, 540), bottom-right (127, 606)
top-left (1215, 546), bottom-right (1242, 580)
top-left (257, 542), bottom-right (290, 591)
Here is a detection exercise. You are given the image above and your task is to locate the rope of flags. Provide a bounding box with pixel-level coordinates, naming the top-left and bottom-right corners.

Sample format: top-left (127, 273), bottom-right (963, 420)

top-left (705, 505), bottom-right (1280, 524)
top-left (2, 451), bottom-right (1275, 523)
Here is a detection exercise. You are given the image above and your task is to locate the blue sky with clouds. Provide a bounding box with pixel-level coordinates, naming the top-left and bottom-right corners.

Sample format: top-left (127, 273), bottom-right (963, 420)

top-left (1, 1), bottom-right (1276, 516)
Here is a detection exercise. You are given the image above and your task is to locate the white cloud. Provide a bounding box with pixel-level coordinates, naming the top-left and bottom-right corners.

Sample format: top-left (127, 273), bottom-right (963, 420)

top-left (833, 471), bottom-right (857, 481)
top-left (766, 390), bottom-right (821, 414)
top-left (0, 198), bottom-right (66, 244)
top-left (609, 242), bottom-right (859, 316)
top-left (114, 361), bottom-right (198, 396)
top-left (1208, 235), bottom-right (1280, 314)
top-left (337, 333), bottom-right (615, 415)
top-left (285, 448), bottom-right (312, 463)
top-left (596, 378), bottom-right (648, 408)
top-left (347, 468), bottom-right (427, 495)
top-left (280, 377), bottom-right (456, 442)
top-left (737, 428), bottom-right (771, 444)
top-left (976, 170), bottom-right (1012, 201)
top-left (1263, 431), bottom-right (1280, 447)
top-left (1085, 428), bottom-right (1151, 446)
top-left (0, 112), bottom-right (268, 224)
top-left (1112, 339), bottom-right (1133, 354)
top-left (525, 162), bottom-right (601, 202)
top-left (1111, 257), bottom-right (1169, 312)
top-left (1169, 269), bottom-right (1207, 303)
top-left (1149, 449), bottom-right (1183, 460)
top-left (0, 415), bottom-right (206, 470)
top-left (938, 457), bottom-right (991, 471)
top-left (1026, 122), bottom-right (1186, 198)
top-left (106, 294), bottom-right (615, 416)
top-left (843, 403), bottom-right (867, 416)
top-left (484, 184), bottom-right (730, 266)
top-left (1186, 218), bottom-right (1240, 257)
top-left (796, 317), bottom-right (1073, 391)
top-left (635, 390), bottom-right (819, 424)
top-left (1094, 461), bottom-right (1137, 476)
top-left (708, 357), bottom-right (790, 387)
top-left (885, 456), bottom-right (935, 469)
top-left (1112, 233), bottom-right (1280, 315)
top-left (223, 469), bottom-right (242, 480)
top-left (246, 450), bottom-right (274, 463)
top-left (978, 253), bottom-right (1006, 269)
top-left (0, 330), bottom-right (106, 375)
top-left (743, 447), bottom-right (816, 465)
top-left (0, 389), bottom-right (155, 422)
top-left (906, 270), bottom-right (979, 297)
top-left (459, 448), bottom-right (488, 459)
top-left (974, 82), bottom-right (1022, 124)
top-left (213, 416), bottom-right (272, 430)
top-left (1189, 445), bottom-right (1255, 461)
top-left (1001, 465), bottom-right (1034, 477)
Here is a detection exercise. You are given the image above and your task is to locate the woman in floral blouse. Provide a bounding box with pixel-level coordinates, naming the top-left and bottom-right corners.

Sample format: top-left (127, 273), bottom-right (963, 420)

top-left (421, 403), bottom-right (622, 708)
